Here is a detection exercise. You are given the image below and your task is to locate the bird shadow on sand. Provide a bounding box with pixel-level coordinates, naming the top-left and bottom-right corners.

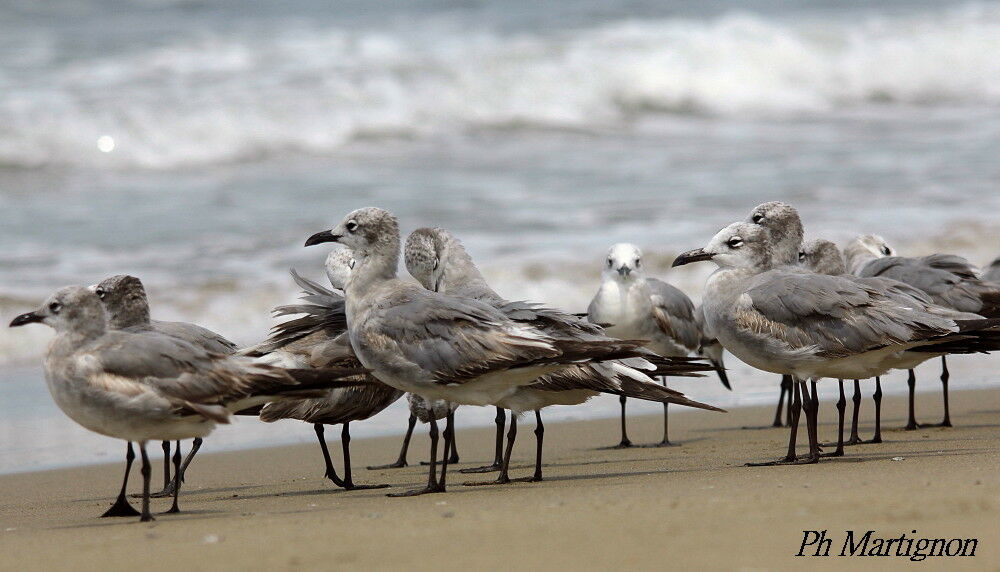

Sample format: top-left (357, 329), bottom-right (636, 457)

top-left (592, 436), bottom-right (708, 450)
top-left (74, 483), bottom-right (264, 503)
top-left (50, 508), bottom-right (229, 530)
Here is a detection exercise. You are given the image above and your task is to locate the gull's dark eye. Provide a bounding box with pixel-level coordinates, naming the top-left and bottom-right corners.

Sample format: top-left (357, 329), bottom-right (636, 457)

top-left (752, 213), bottom-right (764, 224)
top-left (880, 245), bottom-right (891, 256)
top-left (727, 237), bottom-right (744, 249)
top-left (48, 302), bottom-right (61, 314)
top-left (345, 220), bottom-right (359, 233)
top-left (95, 288), bottom-right (106, 300)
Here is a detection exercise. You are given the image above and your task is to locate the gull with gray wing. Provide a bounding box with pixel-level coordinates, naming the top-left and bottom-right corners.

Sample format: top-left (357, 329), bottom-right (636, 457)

top-left (304, 207), bottom-right (649, 496)
top-left (673, 220), bottom-right (1000, 465)
top-left (9, 286), bottom-right (368, 521)
top-left (405, 228), bottom-right (720, 484)
top-left (588, 243), bottom-right (721, 448)
top-left (91, 274), bottom-right (239, 513)
top-left (845, 234), bottom-right (1000, 428)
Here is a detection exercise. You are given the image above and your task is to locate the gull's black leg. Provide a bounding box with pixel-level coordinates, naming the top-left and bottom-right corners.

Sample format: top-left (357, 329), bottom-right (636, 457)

top-left (904, 369), bottom-right (921, 430)
top-left (161, 441), bottom-right (171, 490)
top-left (801, 381), bottom-right (820, 463)
top-left (846, 380), bottom-right (862, 445)
top-left (102, 442), bottom-right (140, 517)
top-left (465, 413), bottom-right (516, 486)
top-left (514, 410), bottom-right (544, 482)
top-left (773, 375), bottom-right (790, 427)
top-left (314, 423), bottom-right (346, 487)
top-left (388, 417), bottom-right (443, 497)
top-left (748, 376), bottom-right (801, 466)
top-left (438, 410), bottom-right (455, 490)
top-left (339, 423), bottom-right (390, 490)
top-left (615, 395), bottom-right (632, 448)
top-left (460, 407), bottom-right (506, 473)
top-left (655, 377), bottom-right (679, 447)
top-left (164, 439), bottom-right (182, 514)
top-left (178, 438), bottom-right (202, 483)
top-left (448, 420), bottom-right (460, 464)
top-left (151, 437), bottom-right (202, 498)
top-left (821, 380), bottom-right (846, 457)
top-left (138, 441), bottom-right (154, 522)
top-left (866, 377), bottom-right (883, 444)
top-left (368, 415), bottom-right (415, 470)
top-left (925, 356), bottom-right (953, 428)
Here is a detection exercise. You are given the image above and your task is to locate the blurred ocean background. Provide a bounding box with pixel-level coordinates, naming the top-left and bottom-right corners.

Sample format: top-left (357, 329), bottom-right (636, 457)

top-left (1, 0), bottom-right (999, 474)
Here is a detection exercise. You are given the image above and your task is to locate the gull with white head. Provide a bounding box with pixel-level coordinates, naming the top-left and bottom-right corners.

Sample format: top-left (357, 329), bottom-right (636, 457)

top-left (405, 228), bottom-right (720, 484)
top-left (587, 242), bottom-right (719, 448)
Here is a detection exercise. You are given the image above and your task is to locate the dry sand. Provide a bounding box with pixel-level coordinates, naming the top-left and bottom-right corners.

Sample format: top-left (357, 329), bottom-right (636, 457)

top-left (0, 386), bottom-right (997, 571)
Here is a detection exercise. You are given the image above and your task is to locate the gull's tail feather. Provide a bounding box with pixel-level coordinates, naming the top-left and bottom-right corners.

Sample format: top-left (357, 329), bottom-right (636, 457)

top-left (241, 268), bottom-right (347, 357)
top-left (615, 376), bottom-right (726, 412)
top-left (698, 340), bottom-right (732, 390)
top-left (908, 318), bottom-right (1000, 354)
top-left (643, 354), bottom-right (714, 378)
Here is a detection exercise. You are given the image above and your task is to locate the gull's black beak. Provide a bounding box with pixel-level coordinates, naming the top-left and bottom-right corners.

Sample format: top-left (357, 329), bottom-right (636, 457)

top-left (672, 248), bottom-right (715, 267)
top-left (304, 230), bottom-right (341, 247)
top-left (616, 265), bottom-right (631, 277)
top-left (9, 311), bottom-right (43, 327)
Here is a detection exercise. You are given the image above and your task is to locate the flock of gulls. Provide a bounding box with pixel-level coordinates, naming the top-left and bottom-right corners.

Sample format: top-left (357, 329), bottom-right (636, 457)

top-left (9, 202), bottom-right (1000, 523)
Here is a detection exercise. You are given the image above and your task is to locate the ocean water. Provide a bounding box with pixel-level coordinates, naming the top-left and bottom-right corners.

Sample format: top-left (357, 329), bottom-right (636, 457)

top-left (2, 0), bottom-right (999, 473)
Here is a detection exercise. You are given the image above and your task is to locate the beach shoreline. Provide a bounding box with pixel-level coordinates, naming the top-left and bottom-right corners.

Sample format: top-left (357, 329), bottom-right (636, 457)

top-left (1, 386), bottom-right (996, 570)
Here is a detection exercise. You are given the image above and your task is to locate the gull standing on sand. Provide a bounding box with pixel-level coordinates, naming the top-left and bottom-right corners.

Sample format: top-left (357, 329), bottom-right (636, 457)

top-left (845, 235), bottom-right (1000, 428)
top-left (243, 247), bottom-right (457, 480)
top-left (404, 228), bottom-right (720, 484)
top-left (673, 220), bottom-right (999, 465)
top-left (304, 207), bottom-right (649, 496)
top-left (587, 243), bottom-right (718, 448)
top-left (91, 274), bottom-right (238, 515)
top-left (242, 249), bottom-right (402, 490)
top-left (9, 286), bottom-right (367, 521)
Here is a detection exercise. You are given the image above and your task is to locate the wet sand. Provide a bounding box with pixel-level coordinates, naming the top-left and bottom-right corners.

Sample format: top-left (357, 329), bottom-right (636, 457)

top-left (0, 386), bottom-right (997, 570)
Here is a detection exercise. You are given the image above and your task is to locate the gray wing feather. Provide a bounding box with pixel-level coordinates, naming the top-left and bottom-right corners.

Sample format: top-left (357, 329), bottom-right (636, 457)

top-left (858, 256), bottom-right (996, 315)
top-left (366, 289), bottom-right (562, 385)
top-left (149, 320), bottom-right (238, 354)
top-left (259, 381), bottom-right (402, 425)
top-left (647, 278), bottom-right (700, 352)
top-left (738, 271), bottom-right (960, 358)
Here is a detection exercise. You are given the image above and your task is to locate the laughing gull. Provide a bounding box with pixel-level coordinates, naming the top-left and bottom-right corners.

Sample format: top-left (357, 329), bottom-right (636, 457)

top-left (304, 207), bottom-right (648, 496)
top-left (745, 202), bottom-right (805, 428)
top-left (587, 243), bottom-right (720, 448)
top-left (845, 234), bottom-right (1000, 428)
top-left (91, 274), bottom-right (238, 513)
top-left (9, 286), bottom-right (367, 521)
top-left (243, 250), bottom-right (403, 491)
top-left (673, 221), bottom-right (999, 465)
top-left (404, 228), bottom-right (720, 484)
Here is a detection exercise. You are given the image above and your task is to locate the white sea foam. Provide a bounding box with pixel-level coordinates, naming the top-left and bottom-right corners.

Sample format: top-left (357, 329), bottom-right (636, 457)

top-left (4, 5), bottom-right (1000, 169)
